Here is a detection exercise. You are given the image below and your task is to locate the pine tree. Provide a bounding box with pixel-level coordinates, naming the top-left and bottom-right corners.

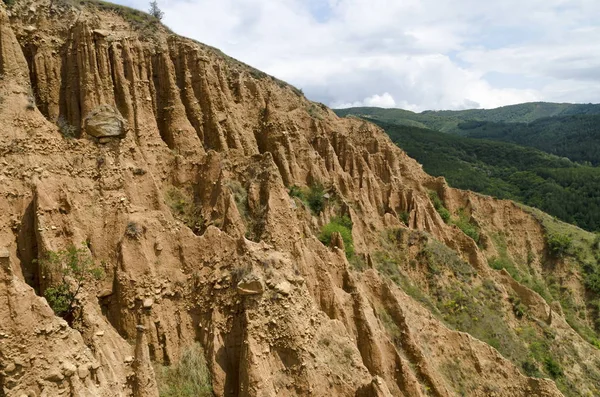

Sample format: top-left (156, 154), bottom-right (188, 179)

top-left (149, 1), bottom-right (164, 21)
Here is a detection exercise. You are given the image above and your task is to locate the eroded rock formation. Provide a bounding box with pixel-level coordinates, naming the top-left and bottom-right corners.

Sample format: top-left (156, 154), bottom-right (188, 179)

top-left (0, 1), bottom-right (599, 396)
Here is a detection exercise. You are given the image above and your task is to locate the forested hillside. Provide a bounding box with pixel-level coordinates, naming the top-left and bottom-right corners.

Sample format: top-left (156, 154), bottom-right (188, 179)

top-left (339, 116), bottom-right (600, 232)
top-left (335, 105), bottom-right (600, 166)
top-left (457, 115), bottom-right (600, 165)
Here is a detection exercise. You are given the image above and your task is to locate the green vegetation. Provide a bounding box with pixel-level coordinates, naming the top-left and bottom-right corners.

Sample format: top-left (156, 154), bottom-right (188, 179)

top-left (546, 232), bottom-right (573, 257)
top-left (319, 216), bottom-right (354, 258)
top-left (57, 116), bottom-right (76, 139)
top-left (457, 115), bottom-right (600, 166)
top-left (288, 183), bottom-right (327, 215)
top-left (306, 184), bottom-right (326, 214)
top-left (428, 190), bottom-right (450, 223)
top-left (165, 187), bottom-right (204, 234)
top-left (156, 343), bottom-right (213, 397)
top-left (398, 211), bottom-right (410, 225)
top-left (427, 192), bottom-right (479, 242)
top-left (148, 0), bottom-right (164, 20)
top-left (226, 180), bottom-right (248, 218)
top-left (368, 226), bottom-right (600, 395)
top-left (82, 0), bottom-right (167, 32)
top-left (125, 221), bottom-right (143, 239)
top-left (336, 116), bottom-right (600, 232)
top-left (452, 209), bottom-right (480, 243)
top-left (334, 102), bottom-right (600, 135)
top-left (39, 244), bottom-right (104, 318)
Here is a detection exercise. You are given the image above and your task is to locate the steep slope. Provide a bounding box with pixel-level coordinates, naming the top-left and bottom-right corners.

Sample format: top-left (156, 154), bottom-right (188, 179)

top-left (456, 116), bottom-right (600, 166)
top-left (334, 107), bottom-right (600, 166)
top-left (0, 1), bottom-right (599, 397)
top-left (333, 117), bottom-right (600, 232)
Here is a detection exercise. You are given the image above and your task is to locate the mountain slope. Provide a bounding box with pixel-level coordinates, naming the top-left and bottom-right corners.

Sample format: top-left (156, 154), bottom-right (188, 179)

top-left (335, 106), bottom-right (600, 165)
top-left (425, 102), bottom-right (600, 123)
top-left (0, 1), bottom-right (599, 397)
top-left (457, 115), bottom-right (600, 166)
top-left (338, 118), bottom-right (600, 231)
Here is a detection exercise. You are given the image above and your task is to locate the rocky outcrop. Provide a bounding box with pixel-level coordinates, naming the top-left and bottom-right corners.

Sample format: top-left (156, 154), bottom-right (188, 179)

top-left (0, 0), bottom-right (598, 396)
top-left (84, 104), bottom-right (128, 140)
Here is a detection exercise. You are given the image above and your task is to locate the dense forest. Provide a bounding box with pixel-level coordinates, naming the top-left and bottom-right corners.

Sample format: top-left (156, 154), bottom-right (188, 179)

top-left (335, 104), bottom-right (600, 166)
top-left (457, 115), bottom-right (600, 166)
top-left (334, 102), bottom-right (600, 132)
top-left (338, 117), bottom-right (600, 232)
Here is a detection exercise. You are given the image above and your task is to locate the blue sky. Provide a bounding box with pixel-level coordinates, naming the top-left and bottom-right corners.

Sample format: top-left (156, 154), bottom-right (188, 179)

top-left (116, 0), bottom-right (600, 111)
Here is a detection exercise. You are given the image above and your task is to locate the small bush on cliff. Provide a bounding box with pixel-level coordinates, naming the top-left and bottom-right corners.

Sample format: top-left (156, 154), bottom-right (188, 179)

top-left (39, 244), bottom-right (104, 318)
top-left (148, 1), bottom-right (164, 21)
top-left (546, 232), bottom-right (573, 257)
top-left (428, 190), bottom-right (450, 223)
top-left (225, 180), bottom-right (249, 218)
top-left (165, 187), bottom-right (204, 234)
top-left (156, 343), bottom-right (212, 397)
top-left (57, 116), bottom-right (76, 139)
top-left (288, 185), bottom-right (304, 200)
top-left (288, 184), bottom-right (329, 215)
top-left (125, 221), bottom-right (143, 239)
top-left (452, 208), bottom-right (480, 243)
top-left (319, 216), bottom-right (354, 258)
top-left (306, 183), bottom-right (326, 214)
top-left (399, 211), bottom-right (410, 225)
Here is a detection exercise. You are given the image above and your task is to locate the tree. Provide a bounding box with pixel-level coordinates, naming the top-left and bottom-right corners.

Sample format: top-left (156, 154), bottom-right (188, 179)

top-left (149, 1), bottom-right (164, 20)
top-left (39, 244), bottom-right (104, 318)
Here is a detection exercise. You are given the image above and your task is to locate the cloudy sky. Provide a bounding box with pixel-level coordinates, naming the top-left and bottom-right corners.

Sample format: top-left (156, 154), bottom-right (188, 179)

top-left (117, 0), bottom-right (600, 111)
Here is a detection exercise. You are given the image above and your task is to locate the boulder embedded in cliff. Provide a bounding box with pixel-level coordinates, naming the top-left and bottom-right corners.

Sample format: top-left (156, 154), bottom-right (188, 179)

top-left (237, 276), bottom-right (265, 295)
top-left (83, 105), bottom-right (127, 140)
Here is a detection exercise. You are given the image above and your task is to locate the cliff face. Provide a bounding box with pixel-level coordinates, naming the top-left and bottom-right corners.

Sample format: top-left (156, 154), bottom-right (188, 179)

top-left (0, 1), bottom-right (599, 396)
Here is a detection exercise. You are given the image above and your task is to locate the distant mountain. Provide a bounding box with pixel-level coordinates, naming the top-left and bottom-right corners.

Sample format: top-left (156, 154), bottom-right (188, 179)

top-left (335, 103), bottom-right (600, 166)
top-left (457, 115), bottom-right (600, 166)
top-left (335, 112), bottom-right (600, 231)
top-left (425, 102), bottom-right (600, 123)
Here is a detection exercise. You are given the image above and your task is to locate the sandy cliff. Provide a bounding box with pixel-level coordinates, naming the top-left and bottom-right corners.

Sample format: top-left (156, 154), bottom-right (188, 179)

top-left (0, 1), bottom-right (599, 396)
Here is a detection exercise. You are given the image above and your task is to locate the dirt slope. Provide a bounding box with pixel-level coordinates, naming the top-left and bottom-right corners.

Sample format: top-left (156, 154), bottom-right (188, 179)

top-left (0, 1), bottom-right (599, 396)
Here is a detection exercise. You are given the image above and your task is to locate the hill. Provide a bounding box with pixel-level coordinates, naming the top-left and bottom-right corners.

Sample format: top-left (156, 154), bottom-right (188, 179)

top-left (335, 102), bottom-right (600, 131)
top-left (336, 105), bottom-right (600, 166)
top-left (1, 1), bottom-right (600, 396)
top-left (457, 115), bottom-right (600, 165)
top-left (349, 118), bottom-right (600, 231)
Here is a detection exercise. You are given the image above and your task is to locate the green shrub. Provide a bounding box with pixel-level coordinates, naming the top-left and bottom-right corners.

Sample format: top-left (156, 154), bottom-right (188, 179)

top-left (156, 343), bottom-right (212, 397)
top-left (544, 357), bottom-right (563, 378)
top-left (319, 216), bottom-right (354, 258)
top-left (225, 180), bottom-right (248, 218)
top-left (488, 256), bottom-right (521, 281)
top-left (399, 211), bottom-right (410, 225)
top-left (428, 190), bottom-right (450, 223)
top-left (39, 244), bottom-right (104, 318)
top-left (546, 232), bottom-right (573, 257)
top-left (57, 116), bottom-right (76, 139)
top-left (522, 360), bottom-right (542, 378)
top-left (288, 185), bottom-right (304, 200)
top-left (44, 283), bottom-right (74, 317)
top-left (452, 209), bottom-right (480, 243)
top-left (306, 184), bottom-right (326, 214)
top-left (165, 187), bottom-right (204, 234)
top-left (125, 221), bottom-right (143, 239)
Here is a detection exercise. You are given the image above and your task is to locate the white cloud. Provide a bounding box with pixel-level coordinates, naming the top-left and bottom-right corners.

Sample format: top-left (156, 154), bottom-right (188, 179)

top-left (116, 0), bottom-right (600, 111)
top-left (333, 92), bottom-right (397, 109)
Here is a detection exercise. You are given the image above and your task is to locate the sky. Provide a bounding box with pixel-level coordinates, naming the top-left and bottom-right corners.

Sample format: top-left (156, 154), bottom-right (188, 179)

top-left (117, 0), bottom-right (600, 111)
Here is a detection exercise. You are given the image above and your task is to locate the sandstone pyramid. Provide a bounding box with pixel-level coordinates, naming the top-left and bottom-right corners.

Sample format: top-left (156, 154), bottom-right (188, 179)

top-left (1, 1), bottom-right (599, 396)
